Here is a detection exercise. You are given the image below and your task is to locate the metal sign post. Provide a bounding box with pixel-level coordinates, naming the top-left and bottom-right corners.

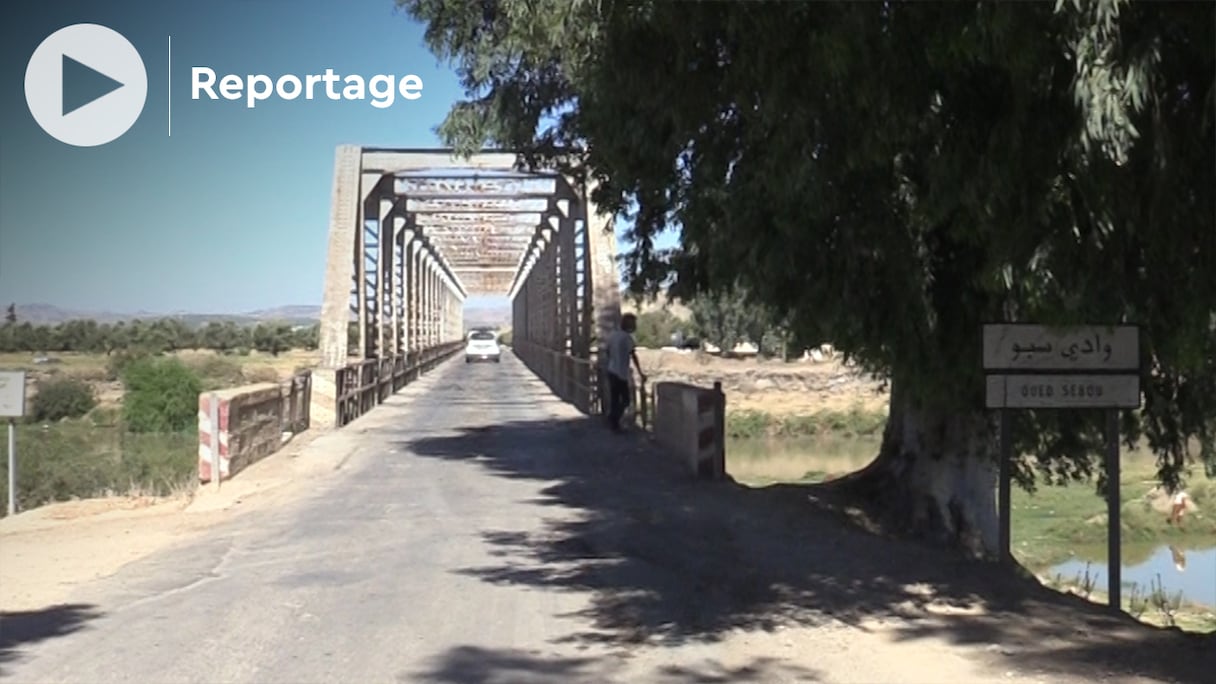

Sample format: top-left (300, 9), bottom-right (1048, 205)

top-left (0, 370), bottom-right (28, 517)
top-left (983, 323), bottom-right (1141, 612)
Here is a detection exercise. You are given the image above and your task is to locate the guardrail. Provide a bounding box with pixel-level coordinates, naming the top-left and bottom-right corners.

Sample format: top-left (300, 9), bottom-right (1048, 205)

top-left (512, 339), bottom-right (655, 426)
top-left (652, 380), bottom-right (726, 479)
top-left (334, 341), bottom-right (463, 428)
top-left (513, 339), bottom-right (598, 414)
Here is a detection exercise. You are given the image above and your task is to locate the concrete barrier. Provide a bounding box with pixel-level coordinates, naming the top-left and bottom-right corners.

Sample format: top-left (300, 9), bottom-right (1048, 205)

top-left (653, 381), bottom-right (726, 479)
top-left (198, 374), bottom-right (310, 483)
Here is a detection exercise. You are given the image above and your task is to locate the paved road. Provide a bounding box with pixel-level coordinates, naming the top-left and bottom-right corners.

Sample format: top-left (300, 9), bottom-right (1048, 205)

top-left (2, 352), bottom-right (1212, 684)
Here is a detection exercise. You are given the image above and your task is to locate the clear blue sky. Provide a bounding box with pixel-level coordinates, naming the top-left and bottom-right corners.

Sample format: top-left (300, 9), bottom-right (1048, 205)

top-left (0, 0), bottom-right (666, 315)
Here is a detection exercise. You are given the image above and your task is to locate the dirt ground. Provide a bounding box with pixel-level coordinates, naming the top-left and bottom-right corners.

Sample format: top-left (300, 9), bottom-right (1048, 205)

top-left (635, 348), bottom-right (889, 415)
top-left (0, 423), bottom-right (336, 613)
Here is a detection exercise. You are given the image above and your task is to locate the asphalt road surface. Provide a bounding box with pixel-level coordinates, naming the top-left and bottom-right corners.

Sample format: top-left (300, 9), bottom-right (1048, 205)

top-left (3, 351), bottom-right (1212, 684)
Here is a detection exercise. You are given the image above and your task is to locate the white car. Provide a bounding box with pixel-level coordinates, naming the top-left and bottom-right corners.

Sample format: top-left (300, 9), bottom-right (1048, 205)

top-left (465, 330), bottom-right (501, 363)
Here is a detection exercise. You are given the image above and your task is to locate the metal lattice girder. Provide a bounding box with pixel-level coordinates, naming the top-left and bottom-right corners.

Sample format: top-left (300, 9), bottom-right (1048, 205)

top-left (322, 147), bottom-right (621, 387)
top-left (447, 254), bottom-right (528, 266)
top-left (438, 249), bottom-right (531, 261)
top-left (394, 174), bottom-right (558, 198)
top-left (410, 212), bottom-right (544, 227)
top-left (421, 226), bottom-right (537, 239)
top-left (405, 197), bottom-right (551, 214)
top-left (427, 233), bottom-right (535, 246)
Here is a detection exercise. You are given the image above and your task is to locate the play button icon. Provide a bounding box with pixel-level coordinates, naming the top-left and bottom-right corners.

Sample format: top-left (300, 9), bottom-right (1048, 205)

top-left (62, 54), bottom-right (127, 116)
top-left (25, 24), bottom-right (148, 147)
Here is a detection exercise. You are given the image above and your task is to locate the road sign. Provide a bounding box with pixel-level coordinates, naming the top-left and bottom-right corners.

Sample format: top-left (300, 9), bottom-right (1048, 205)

top-left (985, 373), bottom-right (1141, 409)
top-left (983, 322), bottom-right (1141, 612)
top-left (0, 370), bottom-right (26, 418)
top-left (982, 324), bottom-right (1139, 372)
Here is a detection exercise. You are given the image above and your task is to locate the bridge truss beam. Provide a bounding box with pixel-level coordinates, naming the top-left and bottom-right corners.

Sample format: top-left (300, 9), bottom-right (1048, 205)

top-left (320, 146), bottom-right (622, 417)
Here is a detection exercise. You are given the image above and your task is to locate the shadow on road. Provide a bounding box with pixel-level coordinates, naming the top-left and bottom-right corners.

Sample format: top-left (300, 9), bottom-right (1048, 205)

top-left (407, 645), bottom-right (822, 683)
top-left (0, 603), bottom-right (102, 675)
top-left (397, 417), bottom-right (1216, 684)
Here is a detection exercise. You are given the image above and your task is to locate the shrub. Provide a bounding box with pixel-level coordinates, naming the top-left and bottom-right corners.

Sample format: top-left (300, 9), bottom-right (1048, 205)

top-left (30, 377), bottom-right (97, 422)
top-left (242, 365), bottom-right (280, 384)
top-left (106, 348), bottom-right (152, 381)
top-left (634, 309), bottom-right (682, 348)
top-left (187, 354), bottom-right (244, 389)
top-left (87, 405), bottom-right (122, 427)
top-left (121, 357), bottom-right (203, 433)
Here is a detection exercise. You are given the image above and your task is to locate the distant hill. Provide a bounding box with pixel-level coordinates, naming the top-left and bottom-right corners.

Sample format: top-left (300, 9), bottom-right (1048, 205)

top-left (7, 303), bottom-right (323, 327)
top-left (4, 302), bottom-right (522, 329)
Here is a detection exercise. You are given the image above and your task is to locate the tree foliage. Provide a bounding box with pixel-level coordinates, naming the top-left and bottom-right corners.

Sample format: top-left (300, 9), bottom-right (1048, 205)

top-left (0, 318), bottom-right (319, 356)
top-left (631, 309), bottom-right (681, 349)
top-left (403, 0), bottom-right (1215, 488)
top-left (688, 285), bottom-right (781, 355)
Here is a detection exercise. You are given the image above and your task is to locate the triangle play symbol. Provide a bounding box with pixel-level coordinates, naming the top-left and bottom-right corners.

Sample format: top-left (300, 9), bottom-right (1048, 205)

top-left (62, 54), bottom-right (125, 116)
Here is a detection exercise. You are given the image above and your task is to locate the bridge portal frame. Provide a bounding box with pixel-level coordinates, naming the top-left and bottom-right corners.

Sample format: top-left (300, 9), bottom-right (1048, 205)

top-left (320, 146), bottom-right (622, 423)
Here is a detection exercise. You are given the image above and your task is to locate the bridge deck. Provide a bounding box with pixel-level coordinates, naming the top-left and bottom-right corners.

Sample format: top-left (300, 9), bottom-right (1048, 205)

top-left (2, 352), bottom-right (1209, 684)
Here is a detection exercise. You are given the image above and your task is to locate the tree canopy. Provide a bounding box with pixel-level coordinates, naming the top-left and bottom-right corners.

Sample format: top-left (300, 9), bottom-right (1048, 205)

top-left (401, 0), bottom-right (1214, 517)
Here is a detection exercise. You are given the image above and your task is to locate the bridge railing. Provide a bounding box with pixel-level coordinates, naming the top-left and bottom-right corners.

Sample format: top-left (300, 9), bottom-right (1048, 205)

top-left (512, 339), bottom-right (598, 415)
top-left (334, 342), bottom-right (463, 428)
top-left (198, 370), bottom-right (314, 484)
top-left (512, 339), bottom-right (656, 429)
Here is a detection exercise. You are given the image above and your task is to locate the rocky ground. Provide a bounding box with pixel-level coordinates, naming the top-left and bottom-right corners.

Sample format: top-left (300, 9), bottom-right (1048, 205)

top-left (635, 348), bottom-right (889, 415)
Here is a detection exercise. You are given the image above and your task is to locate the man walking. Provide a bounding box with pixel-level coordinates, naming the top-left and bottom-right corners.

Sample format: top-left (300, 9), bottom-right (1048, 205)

top-left (605, 313), bottom-right (646, 432)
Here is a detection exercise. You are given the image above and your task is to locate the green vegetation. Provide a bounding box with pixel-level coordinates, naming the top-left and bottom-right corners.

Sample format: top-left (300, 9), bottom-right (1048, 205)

top-left (0, 419), bottom-right (196, 515)
top-left (0, 315), bottom-right (317, 356)
top-left (628, 292), bottom-right (792, 356)
top-left (632, 309), bottom-right (681, 349)
top-left (0, 348), bottom-right (313, 517)
top-left (726, 407), bottom-right (886, 441)
top-left (1012, 457), bottom-right (1216, 569)
top-left (29, 377), bottom-right (97, 422)
top-left (402, 0), bottom-right (1215, 556)
top-left (121, 358), bottom-right (205, 433)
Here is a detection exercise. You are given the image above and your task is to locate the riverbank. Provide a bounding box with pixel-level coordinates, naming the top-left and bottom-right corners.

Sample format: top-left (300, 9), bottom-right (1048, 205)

top-left (723, 408), bottom-right (1216, 632)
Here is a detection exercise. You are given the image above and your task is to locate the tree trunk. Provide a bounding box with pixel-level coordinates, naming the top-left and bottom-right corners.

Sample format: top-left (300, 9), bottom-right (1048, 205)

top-left (840, 380), bottom-right (999, 559)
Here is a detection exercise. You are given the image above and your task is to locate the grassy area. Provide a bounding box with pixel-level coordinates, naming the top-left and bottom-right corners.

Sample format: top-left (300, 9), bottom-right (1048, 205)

top-left (0, 349), bottom-right (317, 387)
top-left (726, 406), bottom-right (887, 440)
top-left (1011, 453), bottom-right (1216, 568)
top-left (0, 350), bottom-right (320, 515)
top-left (0, 417), bottom-right (196, 515)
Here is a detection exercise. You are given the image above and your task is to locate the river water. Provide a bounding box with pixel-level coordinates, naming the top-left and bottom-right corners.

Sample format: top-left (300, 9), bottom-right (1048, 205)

top-left (726, 435), bottom-right (877, 484)
top-left (728, 436), bottom-right (1216, 608)
top-left (1049, 544), bottom-right (1216, 608)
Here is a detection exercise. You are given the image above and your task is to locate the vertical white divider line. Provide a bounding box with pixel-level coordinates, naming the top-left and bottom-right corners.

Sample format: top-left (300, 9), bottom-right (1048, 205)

top-left (167, 35), bottom-right (172, 137)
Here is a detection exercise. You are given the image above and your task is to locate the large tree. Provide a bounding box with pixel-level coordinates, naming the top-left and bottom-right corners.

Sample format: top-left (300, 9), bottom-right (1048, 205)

top-left (401, 0), bottom-right (1215, 556)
